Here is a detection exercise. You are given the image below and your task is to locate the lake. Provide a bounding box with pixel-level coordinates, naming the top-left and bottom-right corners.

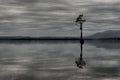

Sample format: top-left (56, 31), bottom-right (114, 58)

top-left (0, 41), bottom-right (119, 80)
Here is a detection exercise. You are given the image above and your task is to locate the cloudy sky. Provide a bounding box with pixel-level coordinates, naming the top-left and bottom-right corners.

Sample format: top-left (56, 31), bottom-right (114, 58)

top-left (0, 0), bottom-right (120, 37)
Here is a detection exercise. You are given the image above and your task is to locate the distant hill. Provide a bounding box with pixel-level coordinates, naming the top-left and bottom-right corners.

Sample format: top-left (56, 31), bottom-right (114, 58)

top-left (0, 30), bottom-right (120, 41)
top-left (87, 30), bottom-right (120, 40)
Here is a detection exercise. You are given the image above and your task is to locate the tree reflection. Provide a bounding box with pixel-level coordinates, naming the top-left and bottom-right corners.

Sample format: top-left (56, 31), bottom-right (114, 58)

top-left (75, 39), bottom-right (86, 68)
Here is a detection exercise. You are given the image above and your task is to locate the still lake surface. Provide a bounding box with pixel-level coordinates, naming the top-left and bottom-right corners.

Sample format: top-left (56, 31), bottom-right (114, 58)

top-left (0, 41), bottom-right (120, 80)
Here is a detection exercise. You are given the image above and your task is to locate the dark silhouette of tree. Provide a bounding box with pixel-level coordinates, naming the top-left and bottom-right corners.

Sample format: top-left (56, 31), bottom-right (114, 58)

top-left (75, 14), bottom-right (86, 69)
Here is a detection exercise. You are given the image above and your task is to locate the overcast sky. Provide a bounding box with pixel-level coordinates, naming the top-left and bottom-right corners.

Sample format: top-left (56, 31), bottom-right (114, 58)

top-left (0, 0), bottom-right (120, 37)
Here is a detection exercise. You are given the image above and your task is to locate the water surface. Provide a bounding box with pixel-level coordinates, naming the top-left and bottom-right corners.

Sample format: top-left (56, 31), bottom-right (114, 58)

top-left (0, 41), bottom-right (119, 80)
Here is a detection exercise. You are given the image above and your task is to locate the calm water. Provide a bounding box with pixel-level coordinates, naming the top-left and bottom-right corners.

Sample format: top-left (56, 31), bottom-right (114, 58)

top-left (0, 41), bottom-right (120, 80)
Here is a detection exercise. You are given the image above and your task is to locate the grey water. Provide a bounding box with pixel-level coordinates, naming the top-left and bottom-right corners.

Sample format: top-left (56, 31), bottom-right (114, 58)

top-left (0, 41), bottom-right (120, 80)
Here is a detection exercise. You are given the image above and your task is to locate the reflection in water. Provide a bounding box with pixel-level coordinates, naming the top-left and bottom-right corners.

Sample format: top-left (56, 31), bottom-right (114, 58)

top-left (75, 39), bottom-right (86, 69)
top-left (0, 42), bottom-right (119, 80)
top-left (87, 40), bottom-right (120, 50)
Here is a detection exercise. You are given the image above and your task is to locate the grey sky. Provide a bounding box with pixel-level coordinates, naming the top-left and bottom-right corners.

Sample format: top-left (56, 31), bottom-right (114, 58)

top-left (0, 0), bottom-right (120, 37)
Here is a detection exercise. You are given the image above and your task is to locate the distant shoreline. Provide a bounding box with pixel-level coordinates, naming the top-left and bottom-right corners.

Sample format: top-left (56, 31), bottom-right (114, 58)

top-left (0, 37), bottom-right (119, 44)
top-left (0, 37), bottom-right (120, 41)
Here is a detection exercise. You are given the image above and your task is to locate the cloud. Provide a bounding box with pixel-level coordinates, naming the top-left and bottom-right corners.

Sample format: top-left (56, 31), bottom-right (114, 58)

top-left (16, 0), bottom-right (39, 3)
top-left (0, 0), bottom-right (120, 36)
top-left (92, 0), bottom-right (120, 3)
